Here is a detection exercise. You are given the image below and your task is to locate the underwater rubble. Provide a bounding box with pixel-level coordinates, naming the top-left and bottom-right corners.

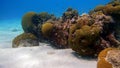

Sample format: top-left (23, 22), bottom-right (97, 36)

top-left (12, 0), bottom-right (120, 61)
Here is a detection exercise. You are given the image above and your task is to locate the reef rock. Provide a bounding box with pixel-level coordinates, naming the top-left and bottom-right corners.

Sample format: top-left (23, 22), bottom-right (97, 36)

top-left (97, 48), bottom-right (120, 68)
top-left (13, 1), bottom-right (120, 57)
top-left (12, 33), bottom-right (39, 48)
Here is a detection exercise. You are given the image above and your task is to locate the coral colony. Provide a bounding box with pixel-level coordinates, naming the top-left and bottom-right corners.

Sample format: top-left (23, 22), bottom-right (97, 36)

top-left (12, 1), bottom-right (120, 68)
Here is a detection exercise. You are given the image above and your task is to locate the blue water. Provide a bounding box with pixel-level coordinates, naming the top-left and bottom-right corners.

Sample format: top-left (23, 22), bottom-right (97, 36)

top-left (0, 20), bottom-right (23, 48)
top-left (1, 0), bottom-right (110, 20)
top-left (0, 0), bottom-right (110, 48)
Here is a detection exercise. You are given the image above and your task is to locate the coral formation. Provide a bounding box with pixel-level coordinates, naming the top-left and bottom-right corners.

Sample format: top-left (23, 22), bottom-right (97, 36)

top-left (62, 8), bottom-right (79, 22)
top-left (32, 12), bottom-right (56, 26)
top-left (50, 22), bottom-right (70, 48)
top-left (89, 1), bottom-right (120, 15)
top-left (12, 33), bottom-right (39, 48)
top-left (22, 12), bottom-right (56, 37)
top-left (41, 22), bottom-right (54, 38)
top-left (69, 25), bottom-right (101, 56)
top-left (97, 48), bottom-right (120, 68)
top-left (13, 1), bottom-right (120, 57)
top-left (11, 1), bottom-right (120, 68)
top-left (22, 12), bottom-right (37, 33)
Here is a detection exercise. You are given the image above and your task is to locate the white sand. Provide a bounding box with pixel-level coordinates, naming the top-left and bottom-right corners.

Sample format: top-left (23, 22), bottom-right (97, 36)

top-left (0, 20), bottom-right (97, 68)
top-left (0, 43), bottom-right (97, 68)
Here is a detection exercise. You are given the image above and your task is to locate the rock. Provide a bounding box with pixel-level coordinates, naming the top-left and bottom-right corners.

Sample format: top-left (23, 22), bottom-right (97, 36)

top-left (15, 39), bottom-right (39, 47)
top-left (12, 33), bottom-right (39, 48)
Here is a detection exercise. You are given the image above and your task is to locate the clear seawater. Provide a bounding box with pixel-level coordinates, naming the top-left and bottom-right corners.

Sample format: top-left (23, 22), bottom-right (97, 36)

top-left (0, 0), bottom-right (110, 48)
top-left (0, 20), bottom-right (23, 48)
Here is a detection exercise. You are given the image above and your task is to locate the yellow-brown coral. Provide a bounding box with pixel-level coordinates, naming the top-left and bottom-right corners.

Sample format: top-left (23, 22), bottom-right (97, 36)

top-left (22, 12), bottom-right (36, 33)
top-left (70, 25), bottom-right (101, 56)
top-left (97, 48), bottom-right (119, 68)
top-left (41, 22), bottom-right (54, 38)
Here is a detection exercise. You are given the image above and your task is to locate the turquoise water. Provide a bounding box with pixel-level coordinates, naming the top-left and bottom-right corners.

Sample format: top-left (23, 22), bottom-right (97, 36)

top-left (0, 20), bottom-right (23, 48)
top-left (0, 0), bottom-right (110, 48)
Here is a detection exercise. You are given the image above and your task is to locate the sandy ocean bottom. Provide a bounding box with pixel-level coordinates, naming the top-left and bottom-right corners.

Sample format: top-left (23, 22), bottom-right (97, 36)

top-left (0, 20), bottom-right (97, 68)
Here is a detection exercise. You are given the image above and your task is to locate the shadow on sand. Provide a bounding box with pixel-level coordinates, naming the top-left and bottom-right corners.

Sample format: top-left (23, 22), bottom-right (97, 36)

top-left (71, 52), bottom-right (97, 61)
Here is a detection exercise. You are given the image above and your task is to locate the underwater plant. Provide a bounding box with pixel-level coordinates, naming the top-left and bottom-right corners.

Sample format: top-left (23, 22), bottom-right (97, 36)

top-left (12, 33), bottom-right (39, 48)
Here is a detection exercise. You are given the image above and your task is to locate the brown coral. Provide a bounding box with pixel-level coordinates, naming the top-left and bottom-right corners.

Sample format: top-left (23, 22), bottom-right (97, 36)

top-left (69, 25), bottom-right (101, 56)
top-left (62, 8), bottom-right (79, 22)
top-left (50, 22), bottom-right (70, 48)
top-left (12, 33), bottom-right (39, 48)
top-left (22, 12), bottom-right (37, 33)
top-left (97, 48), bottom-right (120, 68)
top-left (41, 22), bottom-right (54, 38)
top-left (13, 1), bottom-right (120, 58)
